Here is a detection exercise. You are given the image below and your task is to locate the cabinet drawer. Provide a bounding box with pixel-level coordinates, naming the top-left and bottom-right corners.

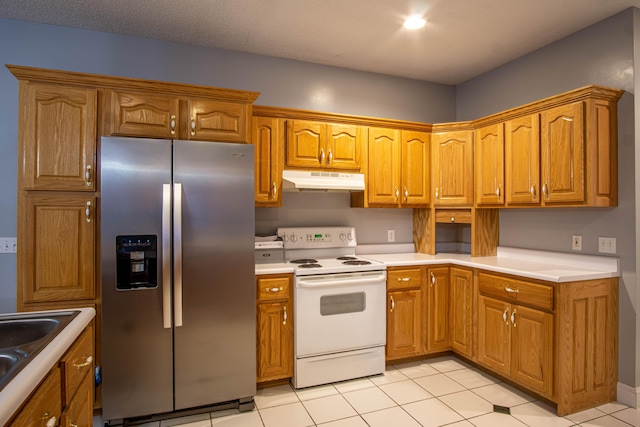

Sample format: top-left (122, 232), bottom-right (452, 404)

top-left (387, 267), bottom-right (424, 290)
top-left (435, 209), bottom-right (472, 224)
top-left (478, 273), bottom-right (554, 312)
top-left (61, 326), bottom-right (94, 407)
top-left (257, 275), bottom-right (291, 301)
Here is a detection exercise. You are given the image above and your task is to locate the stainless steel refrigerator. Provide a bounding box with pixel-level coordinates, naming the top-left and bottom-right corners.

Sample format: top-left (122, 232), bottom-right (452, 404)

top-left (100, 137), bottom-right (256, 424)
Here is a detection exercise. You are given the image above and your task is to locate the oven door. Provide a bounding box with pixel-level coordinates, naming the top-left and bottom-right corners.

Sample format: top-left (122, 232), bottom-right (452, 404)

top-left (295, 270), bottom-right (386, 358)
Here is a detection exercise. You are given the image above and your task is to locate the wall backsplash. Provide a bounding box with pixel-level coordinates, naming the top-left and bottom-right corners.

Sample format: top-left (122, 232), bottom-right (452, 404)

top-left (255, 192), bottom-right (413, 244)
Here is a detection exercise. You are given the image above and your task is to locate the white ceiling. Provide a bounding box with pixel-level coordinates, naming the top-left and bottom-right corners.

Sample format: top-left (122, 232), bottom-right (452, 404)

top-left (1, 0), bottom-right (639, 84)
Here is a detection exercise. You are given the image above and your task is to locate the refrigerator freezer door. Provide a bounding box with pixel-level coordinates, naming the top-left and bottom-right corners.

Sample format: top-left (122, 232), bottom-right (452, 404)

top-left (172, 140), bottom-right (256, 410)
top-left (101, 137), bottom-right (174, 421)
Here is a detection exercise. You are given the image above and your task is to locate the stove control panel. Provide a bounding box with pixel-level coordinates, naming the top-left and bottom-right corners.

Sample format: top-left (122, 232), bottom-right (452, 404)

top-left (277, 227), bottom-right (356, 249)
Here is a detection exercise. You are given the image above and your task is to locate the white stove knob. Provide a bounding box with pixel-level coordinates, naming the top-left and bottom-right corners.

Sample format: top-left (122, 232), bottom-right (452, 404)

top-left (291, 234), bottom-right (298, 242)
top-left (282, 234), bottom-right (288, 242)
top-left (347, 232), bottom-right (353, 241)
top-left (340, 232), bottom-right (346, 241)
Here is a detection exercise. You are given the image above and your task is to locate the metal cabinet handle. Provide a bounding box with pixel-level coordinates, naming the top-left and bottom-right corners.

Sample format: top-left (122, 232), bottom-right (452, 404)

top-left (85, 165), bottom-right (92, 187)
top-left (271, 182), bottom-right (277, 200)
top-left (505, 286), bottom-right (520, 294)
top-left (503, 306), bottom-right (510, 325)
top-left (435, 187), bottom-right (439, 200)
top-left (430, 272), bottom-right (436, 287)
top-left (170, 114), bottom-right (176, 135)
top-left (162, 184), bottom-right (172, 329)
top-left (404, 186), bottom-right (409, 203)
top-left (42, 413), bottom-right (56, 427)
top-left (70, 422), bottom-right (78, 427)
top-left (85, 201), bottom-right (92, 223)
top-left (390, 295), bottom-right (395, 312)
top-left (542, 182), bottom-right (549, 199)
top-left (450, 217), bottom-right (455, 223)
top-left (328, 149), bottom-right (333, 165)
top-left (282, 306), bottom-right (287, 325)
top-left (511, 309), bottom-right (517, 328)
top-left (319, 149), bottom-right (325, 164)
top-left (190, 118), bottom-right (196, 136)
top-left (174, 183), bottom-right (184, 328)
top-left (530, 183), bottom-right (537, 199)
top-left (73, 355), bottom-right (93, 370)
top-left (496, 185), bottom-right (501, 199)
top-left (395, 187), bottom-right (399, 201)
top-left (268, 287), bottom-right (284, 292)
top-left (397, 277), bottom-right (411, 282)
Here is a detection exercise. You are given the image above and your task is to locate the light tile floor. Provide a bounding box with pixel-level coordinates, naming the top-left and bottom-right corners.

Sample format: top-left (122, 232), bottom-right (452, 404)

top-left (94, 355), bottom-right (639, 427)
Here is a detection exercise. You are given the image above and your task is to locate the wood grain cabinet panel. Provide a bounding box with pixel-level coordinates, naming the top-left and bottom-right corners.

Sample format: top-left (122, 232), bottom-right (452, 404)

top-left (475, 123), bottom-right (505, 206)
top-left (21, 83), bottom-right (96, 191)
top-left (253, 116), bottom-right (283, 206)
top-left (505, 114), bottom-right (541, 206)
top-left (21, 194), bottom-right (96, 303)
top-left (386, 266), bottom-right (426, 360)
top-left (477, 295), bottom-right (512, 377)
top-left (432, 130), bottom-right (473, 206)
top-left (185, 98), bottom-right (250, 143)
top-left (107, 90), bottom-right (179, 138)
top-left (426, 267), bottom-right (450, 352)
top-left (8, 368), bottom-right (62, 427)
top-left (450, 267), bottom-right (474, 358)
top-left (327, 124), bottom-right (362, 170)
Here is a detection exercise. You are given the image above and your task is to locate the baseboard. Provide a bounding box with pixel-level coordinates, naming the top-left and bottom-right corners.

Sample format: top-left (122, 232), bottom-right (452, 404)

top-left (617, 381), bottom-right (640, 408)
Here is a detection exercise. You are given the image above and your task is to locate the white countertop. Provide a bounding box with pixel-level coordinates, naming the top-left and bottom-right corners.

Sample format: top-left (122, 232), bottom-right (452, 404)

top-left (256, 246), bottom-right (619, 283)
top-left (0, 307), bottom-right (96, 426)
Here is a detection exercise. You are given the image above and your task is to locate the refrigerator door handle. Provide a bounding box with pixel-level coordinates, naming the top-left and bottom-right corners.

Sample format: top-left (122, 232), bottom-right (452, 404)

top-left (162, 184), bottom-right (172, 329)
top-left (174, 183), bottom-right (184, 327)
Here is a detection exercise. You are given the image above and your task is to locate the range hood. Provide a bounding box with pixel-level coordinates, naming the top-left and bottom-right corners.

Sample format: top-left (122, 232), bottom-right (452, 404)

top-left (282, 170), bottom-right (365, 192)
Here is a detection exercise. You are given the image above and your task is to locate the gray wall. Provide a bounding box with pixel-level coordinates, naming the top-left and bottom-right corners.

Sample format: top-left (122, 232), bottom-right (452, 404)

top-left (0, 18), bottom-right (455, 312)
top-left (457, 9), bottom-right (637, 388)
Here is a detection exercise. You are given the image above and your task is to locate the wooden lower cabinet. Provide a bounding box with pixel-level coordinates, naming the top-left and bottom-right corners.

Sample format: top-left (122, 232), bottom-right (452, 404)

top-left (256, 274), bottom-right (293, 383)
top-left (386, 267), bottom-right (426, 360)
top-left (8, 323), bottom-right (94, 427)
top-left (450, 267), bottom-right (474, 358)
top-left (426, 267), bottom-right (450, 351)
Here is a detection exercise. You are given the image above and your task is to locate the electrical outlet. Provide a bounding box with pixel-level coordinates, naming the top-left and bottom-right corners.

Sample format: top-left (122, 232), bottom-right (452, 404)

top-left (387, 229), bottom-right (395, 242)
top-left (0, 238), bottom-right (17, 254)
top-left (571, 235), bottom-right (582, 251)
top-left (598, 237), bottom-right (616, 254)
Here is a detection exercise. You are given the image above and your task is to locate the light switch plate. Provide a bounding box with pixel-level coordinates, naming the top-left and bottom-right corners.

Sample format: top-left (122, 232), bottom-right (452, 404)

top-left (387, 229), bottom-right (395, 242)
top-left (572, 235), bottom-right (582, 251)
top-left (598, 237), bottom-right (616, 254)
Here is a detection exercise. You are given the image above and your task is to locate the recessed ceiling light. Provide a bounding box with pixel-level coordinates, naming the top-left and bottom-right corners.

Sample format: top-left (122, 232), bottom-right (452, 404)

top-left (403, 15), bottom-right (426, 30)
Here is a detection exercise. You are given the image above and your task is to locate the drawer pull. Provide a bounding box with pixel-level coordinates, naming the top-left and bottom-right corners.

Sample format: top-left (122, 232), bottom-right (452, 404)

top-left (530, 183), bottom-right (537, 199)
top-left (395, 186), bottom-right (399, 201)
top-left (70, 422), bottom-right (78, 427)
top-left (170, 114), bottom-right (176, 135)
top-left (397, 277), bottom-right (411, 282)
top-left (319, 149), bottom-right (325, 164)
top-left (503, 306), bottom-right (509, 325)
top-left (190, 118), bottom-right (196, 136)
top-left (511, 308), bottom-right (517, 328)
top-left (390, 295), bottom-right (395, 312)
top-left (268, 287), bottom-right (284, 292)
top-left (430, 272), bottom-right (436, 287)
top-left (271, 182), bottom-right (277, 200)
top-left (404, 186), bottom-right (409, 203)
top-left (85, 201), bottom-right (92, 223)
top-left (505, 287), bottom-right (520, 294)
top-left (542, 182), bottom-right (549, 198)
top-left (42, 413), bottom-right (56, 427)
top-left (73, 355), bottom-right (93, 370)
top-left (282, 306), bottom-right (287, 325)
top-left (85, 165), bottom-right (92, 187)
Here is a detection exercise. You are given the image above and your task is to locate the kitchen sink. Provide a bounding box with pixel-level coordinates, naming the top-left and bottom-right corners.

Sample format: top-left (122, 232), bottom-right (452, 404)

top-left (0, 311), bottom-right (79, 392)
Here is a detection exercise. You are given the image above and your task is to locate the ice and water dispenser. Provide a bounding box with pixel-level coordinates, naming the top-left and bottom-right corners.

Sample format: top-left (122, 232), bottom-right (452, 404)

top-left (115, 235), bottom-right (158, 290)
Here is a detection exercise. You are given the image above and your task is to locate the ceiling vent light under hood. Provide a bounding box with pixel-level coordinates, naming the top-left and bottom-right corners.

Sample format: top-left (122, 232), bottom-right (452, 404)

top-left (282, 170), bottom-right (365, 192)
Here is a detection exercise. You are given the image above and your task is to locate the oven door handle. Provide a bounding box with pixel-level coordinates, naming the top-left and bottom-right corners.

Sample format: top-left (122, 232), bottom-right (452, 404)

top-left (297, 275), bottom-right (386, 288)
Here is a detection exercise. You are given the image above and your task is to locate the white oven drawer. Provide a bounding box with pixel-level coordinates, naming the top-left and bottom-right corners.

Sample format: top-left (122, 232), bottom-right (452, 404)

top-left (295, 271), bottom-right (386, 357)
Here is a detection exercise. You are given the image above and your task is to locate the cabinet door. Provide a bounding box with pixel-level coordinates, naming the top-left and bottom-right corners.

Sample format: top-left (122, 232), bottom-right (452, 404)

top-left (108, 90), bottom-right (179, 138)
top-left (427, 267), bottom-right (450, 352)
top-left (540, 102), bottom-right (585, 204)
top-left (432, 131), bottom-right (474, 206)
top-left (253, 116), bottom-right (283, 206)
top-left (475, 123), bottom-right (505, 206)
top-left (286, 120), bottom-right (326, 168)
top-left (257, 301), bottom-right (293, 382)
top-left (9, 368), bottom-right (61, 427)
top-left (510, 305), bottom-right (554, 396)
top-left (386, 289), bottom-right (424, 359)
top-left (63, 373), bottom-right (93, 427)
top-left (450, 267), bottom-right (474, 358)
top-left (401, 131), bottom-right (430, 206)
top-left (186, 98), bottom-right (249, 143)
top-left (21, 194), bottom-right (95, 303)
top-left (368, 128), bottom-right (400, 205)
top-left (477, 296), bottom-right (510, 376)
top-left (22, 83), bottom-right (96, 191)
top-left (327, 124), bottom-right (362, 170)
top-left (505, 114), bottom-right (540, 205)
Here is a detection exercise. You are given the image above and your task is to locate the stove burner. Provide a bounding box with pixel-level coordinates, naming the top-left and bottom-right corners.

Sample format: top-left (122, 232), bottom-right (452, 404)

top-left (336, 256), bottom-right (358, 261)
top-left (298, 263), bottom-right (322, 268)
top-left (342, 260), bottom-right (372, 266)
top-left (290, 259), bottom-right (318, 264)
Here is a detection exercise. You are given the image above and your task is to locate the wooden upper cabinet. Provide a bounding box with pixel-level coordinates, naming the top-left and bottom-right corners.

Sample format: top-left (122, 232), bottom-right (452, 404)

top-left (253, 116), bottom-right (283, 206)
top-left (368, 128), bottom-right (400, 205)
top-left (401, 131), bottom-right (430, 206)
top-left (185, 98), bottom-right (250, 143)
top-left (285, 120), bottom-right (361, 170)
top-left (475, 123), bottom-right (504, 206)
top-left (540, 101), bottom-right (585, 204)
top-left (505, 114), bottom-right (541, 206)
top-left (21, 83), bottom-right (97, 191)
top-left (106, 90), bottom-right (251, 142)
top-left (20, 194), bottom-right (96, 304)
top-left (432, 129), bottom-right (474, 206)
